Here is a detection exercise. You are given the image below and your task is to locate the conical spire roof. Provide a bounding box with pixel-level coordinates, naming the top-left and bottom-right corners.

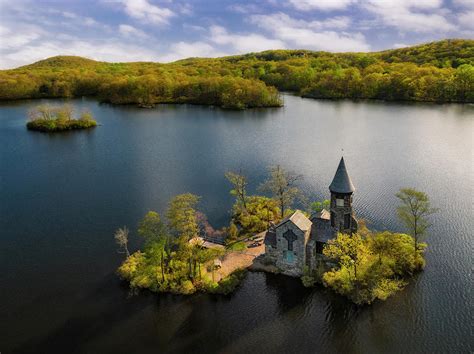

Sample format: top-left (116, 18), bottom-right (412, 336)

top-left (329, 157), bottom-right (355, 194)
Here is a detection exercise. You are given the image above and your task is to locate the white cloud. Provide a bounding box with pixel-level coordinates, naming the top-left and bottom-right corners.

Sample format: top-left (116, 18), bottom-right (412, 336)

top-left (393, 43), bottom-right (409, 48)
top-left (209, 25), bottom-right (285, 53)
top-left (227, 4), bottom-right (261, 14)
top-left (119, 0), bottom-right (174, 25)
top-left (0, 39), bottom-right (160, 68)
top-left (364, 0), bottom-right (456, 33)
top-left (251, 13), bottom-right (370, 52)
top-left (0, 24), bottom-right (41, 50)
top-left (458, 11), bottom-right (474, 29)
top-left (453, 0), bottom-right (474, 10)
top-left (288, 0), bottom-right (355, 11)
top-left (158, 41), bottom-right (227, 62)
top-left (119, 24), bottom-right (149, 38)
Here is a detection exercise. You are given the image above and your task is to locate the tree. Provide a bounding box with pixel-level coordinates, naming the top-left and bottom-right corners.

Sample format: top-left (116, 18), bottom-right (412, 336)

top-left (396, 188), bottom-right (437, 256)
top-left (259, 165), bottom-right (302, 218)
top-left (114, 226), bottom-right (130, 258)
top-left (166, 193), bottom-right (200, 242)
top-left (324, 233), bottom-right (367, 281)
top-left (225, 170), bottom-right (248, 211)
top-left (232, 195), bottom-right (281, 235)
top-left (138, 211), bottom-right (168, 246)
top-left (370, 231), bottom-right (395, 264)
top-left (138, 211), bottom-right (169, 282)
top-left (310, 199), bottom-right (330, 213)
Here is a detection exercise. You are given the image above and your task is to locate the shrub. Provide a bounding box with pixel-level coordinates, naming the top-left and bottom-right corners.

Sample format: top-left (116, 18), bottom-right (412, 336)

top-left (209, 269), bottom-right (247, 295)
top-left (322, 231), bottom-right (426, 305)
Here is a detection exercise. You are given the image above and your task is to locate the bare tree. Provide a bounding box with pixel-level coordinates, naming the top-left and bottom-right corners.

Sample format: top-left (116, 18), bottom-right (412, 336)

top-left (259, 165), bottom-right (303, 218)
top-left (57, 104), bottom-right (74, 120)
top-left (28, 104), bottom-right (55, 121)
top-left (225, 170), bottom-right (248, 211)
top-left (114, 226), bottom-right (130, 258)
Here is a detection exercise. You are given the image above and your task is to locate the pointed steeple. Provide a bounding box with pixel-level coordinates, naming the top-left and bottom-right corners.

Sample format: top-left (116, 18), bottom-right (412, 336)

top-left (329, 157), bottom-right (355, 194)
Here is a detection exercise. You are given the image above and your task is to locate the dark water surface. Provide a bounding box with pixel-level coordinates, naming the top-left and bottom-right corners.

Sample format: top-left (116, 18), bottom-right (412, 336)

top-left (0, 95), bottom-right (473, 353)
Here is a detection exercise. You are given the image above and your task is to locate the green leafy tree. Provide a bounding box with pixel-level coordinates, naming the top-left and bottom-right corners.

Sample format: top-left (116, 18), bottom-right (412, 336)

top-left (137, 211), bottom-right (169, 281)
top-left (138, 211), bottom-right (168, 246)
top-left (396, 188), bottom-right (437, 256)
top-left (166, 193), bottom-right (200, 242)
top-left (232, 195), bottom-right (281, 235)
top-left (310, 199), bottom-right (330, 213)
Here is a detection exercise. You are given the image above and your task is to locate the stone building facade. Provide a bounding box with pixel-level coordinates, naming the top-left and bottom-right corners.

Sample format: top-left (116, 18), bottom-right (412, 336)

top-left (264, 157), bottom-right (358, 276)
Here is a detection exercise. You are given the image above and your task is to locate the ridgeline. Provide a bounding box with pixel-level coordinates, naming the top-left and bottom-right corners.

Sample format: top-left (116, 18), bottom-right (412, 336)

top-left (1, 39), bottom-right (473, 108)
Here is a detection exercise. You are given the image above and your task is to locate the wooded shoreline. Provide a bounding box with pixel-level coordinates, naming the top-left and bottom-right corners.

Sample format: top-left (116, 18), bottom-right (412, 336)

top-left (1, 39), bottom-right (472, 109)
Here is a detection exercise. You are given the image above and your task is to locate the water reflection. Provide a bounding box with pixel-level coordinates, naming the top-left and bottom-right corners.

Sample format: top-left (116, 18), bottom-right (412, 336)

top-left (0, 96), bottom-right (472, 353)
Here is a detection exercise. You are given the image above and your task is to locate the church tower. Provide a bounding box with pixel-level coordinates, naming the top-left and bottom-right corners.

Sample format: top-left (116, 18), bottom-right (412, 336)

top-left (329, 157), bottom-right (358, 234)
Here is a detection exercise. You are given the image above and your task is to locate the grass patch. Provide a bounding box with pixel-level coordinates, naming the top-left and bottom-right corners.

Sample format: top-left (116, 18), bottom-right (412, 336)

top-left (27, 118), bottom-right (97, 132)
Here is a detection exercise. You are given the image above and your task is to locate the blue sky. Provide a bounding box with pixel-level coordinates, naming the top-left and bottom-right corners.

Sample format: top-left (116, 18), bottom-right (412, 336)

top-left (0, 0), bottom-right (472, 68)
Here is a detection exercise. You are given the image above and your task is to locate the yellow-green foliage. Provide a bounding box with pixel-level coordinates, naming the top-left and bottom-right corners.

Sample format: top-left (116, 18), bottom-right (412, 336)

top-left (2, 39), bottom-right (472, 106)
top-left (227, 241), bottom-right (247, 251)
top-left (26, 104), bottom-right (97, 132)
top-left (117, 205), bottom-right (244, 295)
top-left (207, 269), bottom-right (247, 295)
top-left (322, 231), bottom-right (426, 305)
top-left (232, 196), bottom-right (281, 236)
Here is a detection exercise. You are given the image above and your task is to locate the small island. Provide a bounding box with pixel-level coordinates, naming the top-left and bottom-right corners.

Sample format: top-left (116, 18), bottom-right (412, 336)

top-left (26, 104), bottom-right (97, 132)
top-left (115, 157), bottom-right (436, 305)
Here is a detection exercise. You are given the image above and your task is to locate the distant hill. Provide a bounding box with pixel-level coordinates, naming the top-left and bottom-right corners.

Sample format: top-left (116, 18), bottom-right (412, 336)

top-left (22, 55), bottom-right (102, 69)
top-left (223, 39), bottom-right (474, 68)
top-left (1, 39), bottom-right (473, 106)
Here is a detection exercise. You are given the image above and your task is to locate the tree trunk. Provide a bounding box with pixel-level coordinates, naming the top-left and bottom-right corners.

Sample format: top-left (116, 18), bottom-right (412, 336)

top-left (160, 250), bottom-right (165, 282)
top-left (414, 218), bottom-right (418, 257)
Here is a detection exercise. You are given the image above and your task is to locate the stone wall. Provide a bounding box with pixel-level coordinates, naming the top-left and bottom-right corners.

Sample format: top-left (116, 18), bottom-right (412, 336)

top-left (330, 192), bottom-right (358, 234)
top-left (274, 221), bottom-right (310, 277)
top-left (264, 245), bottom-right (279, 265)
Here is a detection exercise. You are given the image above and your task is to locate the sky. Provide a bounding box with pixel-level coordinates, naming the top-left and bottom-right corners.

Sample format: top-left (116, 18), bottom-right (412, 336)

top-left (0, 0), bottom-right (473, 69)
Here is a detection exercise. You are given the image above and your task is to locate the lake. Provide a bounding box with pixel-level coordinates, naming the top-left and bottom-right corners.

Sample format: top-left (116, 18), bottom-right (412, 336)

top-left (0, 95), bottom-right (472, 353)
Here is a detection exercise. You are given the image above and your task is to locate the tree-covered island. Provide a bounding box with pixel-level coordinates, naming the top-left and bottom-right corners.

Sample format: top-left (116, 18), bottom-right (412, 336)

top-left (116, 162), bottom-right (436, 305)
top-left (2, 39), bottom-right (473, 109)
top-left (26, 104), bottom-right (97, 132)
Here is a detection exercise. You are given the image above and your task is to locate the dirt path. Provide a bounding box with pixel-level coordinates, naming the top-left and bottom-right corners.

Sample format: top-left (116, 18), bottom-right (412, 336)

top-left (214, 238), bottom-right (265, 282)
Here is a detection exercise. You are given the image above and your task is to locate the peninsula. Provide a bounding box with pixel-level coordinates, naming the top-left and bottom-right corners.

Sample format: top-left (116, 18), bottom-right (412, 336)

top-left (116, 157), bottom-right (436, 305)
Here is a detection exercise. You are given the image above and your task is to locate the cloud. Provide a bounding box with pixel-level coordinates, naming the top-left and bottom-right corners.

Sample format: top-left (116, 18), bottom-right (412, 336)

top-left (227, 4), bottom-right (261, 14)
top-left (157, 41), bottom-right (227, 62)
top-left (251, 13), bottom-right (369, 52)
top-left (0, 24), bottom-right (41, 50)
top-left (458, 11), bottom-right (474, 30)
top-left (119, 0), bottom-right (174, 25)
top-left (119, 24), bottom-right (149, 38)
top-left (209, 25), bottom-right (285, 53)
top-left (453, 0), bottom-right (474, 10)
top-left (0, 38), bottom-right (160, 68)
top-left (393, 43), bottom-right (409, 48)
top-left (288, 0), bottom-right (355, 11)
top-left (364, 0), bottom-right (456, 33)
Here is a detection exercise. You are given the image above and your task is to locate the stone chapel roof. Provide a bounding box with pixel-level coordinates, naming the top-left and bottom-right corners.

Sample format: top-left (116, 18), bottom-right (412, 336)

top-left (329, 157), bottom-right (355, 194)
top-left (275, 210), bottom-right (312, 231)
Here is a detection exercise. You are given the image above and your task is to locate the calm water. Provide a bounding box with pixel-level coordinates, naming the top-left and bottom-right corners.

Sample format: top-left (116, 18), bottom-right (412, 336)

top-left (0, 95), bottom-right (473, 354)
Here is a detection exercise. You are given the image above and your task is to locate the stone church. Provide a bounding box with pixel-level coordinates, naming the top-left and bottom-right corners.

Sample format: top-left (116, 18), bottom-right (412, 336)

top-left (264, 157), bottom-right (358, 277)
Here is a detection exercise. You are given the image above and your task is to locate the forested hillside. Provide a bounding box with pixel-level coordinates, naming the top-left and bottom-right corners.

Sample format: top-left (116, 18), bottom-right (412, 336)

top-left (0, 39), bottom-right (472, 108)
